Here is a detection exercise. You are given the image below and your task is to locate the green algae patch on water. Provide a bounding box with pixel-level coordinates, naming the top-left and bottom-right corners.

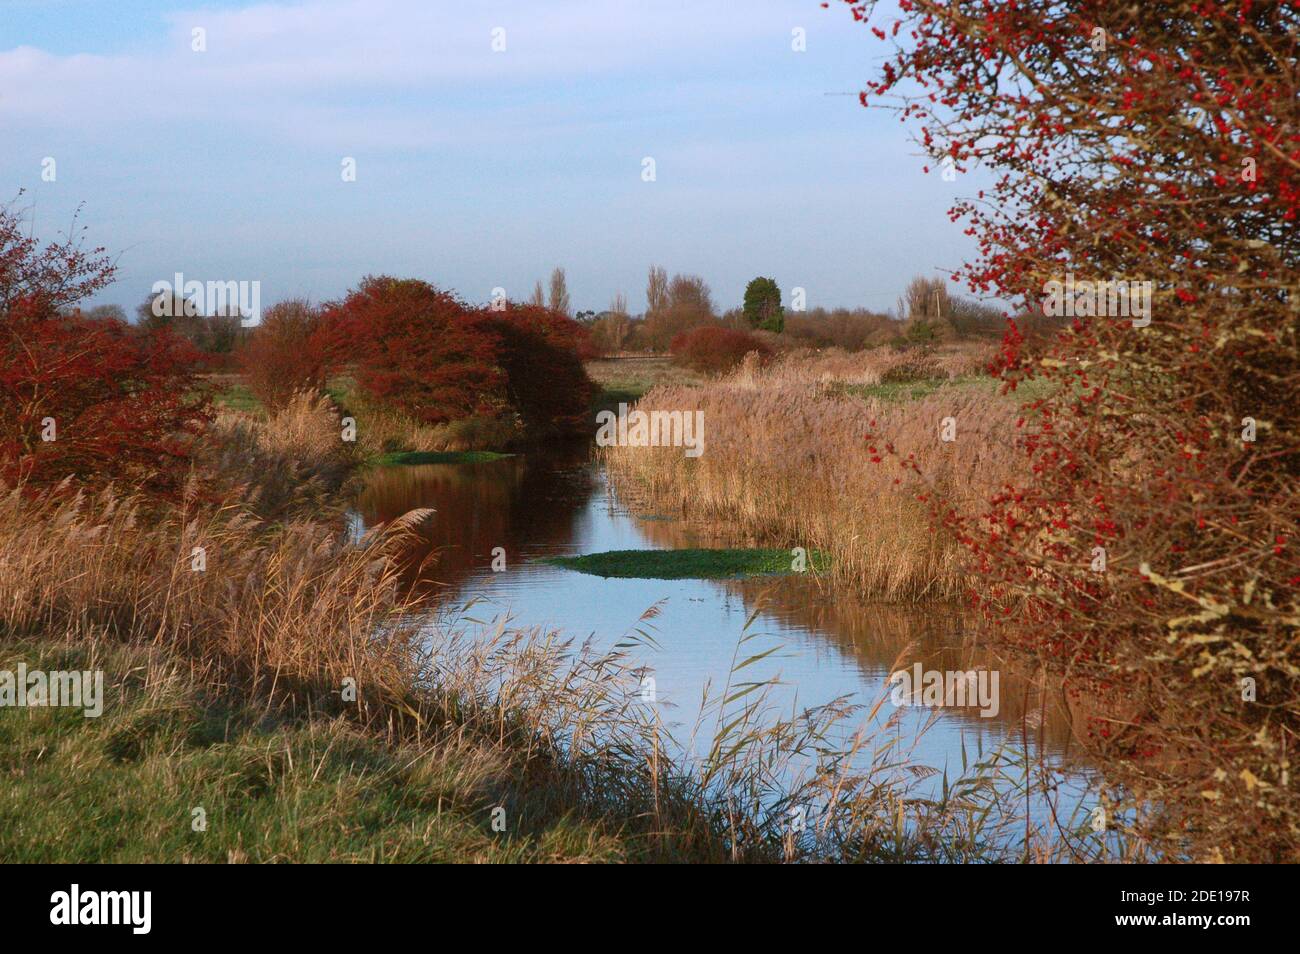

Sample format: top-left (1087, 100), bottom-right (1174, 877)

top-left (376, 450), bottom-right (515, 466)
top-left (540, 548), bottom-right (830, 580)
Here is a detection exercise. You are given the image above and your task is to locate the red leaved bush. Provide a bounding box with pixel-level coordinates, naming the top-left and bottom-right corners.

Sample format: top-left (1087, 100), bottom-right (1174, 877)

top-left (851, 1), bottom-right (1299, 859)
top-left (326, 277), bottom-right (505, 425)
top-left (481, 302), bottom-right (595, 432)
top-left (238, 299), bottom-right (332, 411)
top-left (0, 197), bottom-right (209, 497)
top-left (327, 278), bottom-right (594, 435)
top-left (670, 325), bottom-right (772, 374)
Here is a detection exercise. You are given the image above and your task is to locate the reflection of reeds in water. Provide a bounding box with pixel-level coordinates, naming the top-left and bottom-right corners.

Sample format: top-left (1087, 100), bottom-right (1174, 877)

top-left (356, 459), bottom-right (524, 594)
top-left (353, 446), bottom-right (596, 597)
top-left (625, 510), bottom-right (1084, 758)
top-left (725, 578), bottom-right (1084, 758)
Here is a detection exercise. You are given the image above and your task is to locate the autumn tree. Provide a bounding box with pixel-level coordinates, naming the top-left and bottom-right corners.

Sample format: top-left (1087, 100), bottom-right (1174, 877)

top-left (481, 302), bottom-right (594, 433)
top-left (328, 276), bottom-right (594, 436)
top-left (851, 0), bottom-right (1299, 859)
top-left (670, 325), bottom-right (772, 374)
top-left (0, 196), bottom-right (208, 496)
top-left (238, 299), bottom-right (331, 410)
top-left (643, 271), bottom-right (716, 350)
top-left (327, 277), bottom-right (504, 425)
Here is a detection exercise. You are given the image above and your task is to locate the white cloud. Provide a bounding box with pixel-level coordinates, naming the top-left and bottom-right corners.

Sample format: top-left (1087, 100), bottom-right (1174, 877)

top-left (0, 0), bottom-right (822, 143)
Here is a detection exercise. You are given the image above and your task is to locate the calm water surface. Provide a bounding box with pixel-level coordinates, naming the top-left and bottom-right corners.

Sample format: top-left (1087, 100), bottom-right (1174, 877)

top-left (351, 444), bottom-right (1099, 828)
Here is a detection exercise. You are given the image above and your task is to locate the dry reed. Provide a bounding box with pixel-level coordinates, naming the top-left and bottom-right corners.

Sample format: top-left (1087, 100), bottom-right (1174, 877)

top-left (1, 378), bottom-right (1121, 862)
top-left (606, 348), bottom-right (1024, 600)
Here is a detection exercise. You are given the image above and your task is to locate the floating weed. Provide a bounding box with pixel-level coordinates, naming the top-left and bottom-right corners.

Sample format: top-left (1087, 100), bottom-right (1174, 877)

top-left (540, 548), bottom-right (830, 580)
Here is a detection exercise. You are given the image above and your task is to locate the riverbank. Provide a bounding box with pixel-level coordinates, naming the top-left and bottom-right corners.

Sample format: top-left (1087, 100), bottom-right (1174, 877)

top-left (1, 638), bottom-right (638, 862)
top-left (605, 344), bottom-right (1028, 601)
top-left (2, 385), bottom-right (1073, 862)
top-left (0, 394), bottom-right (737, 861)
top-left (208, 358), bottom-right (698, 465)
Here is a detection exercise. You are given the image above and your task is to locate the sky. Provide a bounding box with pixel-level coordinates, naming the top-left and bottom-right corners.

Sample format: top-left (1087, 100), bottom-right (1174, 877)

top-left (0, 0), bottom-right (987, 317)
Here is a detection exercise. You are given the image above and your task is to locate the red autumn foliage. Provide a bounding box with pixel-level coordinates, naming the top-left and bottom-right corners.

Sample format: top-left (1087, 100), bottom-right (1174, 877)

top-left (669, 325), bottom-right (772, 374)
top-left (327, 278), bottom-right (594, 435)
top-left (326, 277), bottom-right (505, 425)
top-left (0, 196), bottom-right (209, 496)
top-left (481, 302), bottom-right (595, 433)
top-left (849, 0), bottom-right (1298, 859)
top-left (238, 299), bottom-right (332, 411)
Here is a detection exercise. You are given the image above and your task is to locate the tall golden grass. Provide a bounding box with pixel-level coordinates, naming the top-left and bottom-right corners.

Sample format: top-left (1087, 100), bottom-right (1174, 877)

top-left (336, 386), bottom-right (520, 458)
top-left (3, 384), bottom-right (1137, 861)
top-left (606, 346), bottom-right (1023, 601)
top-left (723, 342), bottom-right (996, 391)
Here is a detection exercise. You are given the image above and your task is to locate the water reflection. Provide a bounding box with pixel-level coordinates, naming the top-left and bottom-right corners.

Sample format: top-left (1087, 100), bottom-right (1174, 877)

top-left (353, 442), bottom-right (594, 595)
top-left (351, 452), bottom-right (1092, 786)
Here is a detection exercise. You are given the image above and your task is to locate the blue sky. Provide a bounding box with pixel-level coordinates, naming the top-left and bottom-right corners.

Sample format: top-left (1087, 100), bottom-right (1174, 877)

top-left (0, 0), bottom-right (985, 316)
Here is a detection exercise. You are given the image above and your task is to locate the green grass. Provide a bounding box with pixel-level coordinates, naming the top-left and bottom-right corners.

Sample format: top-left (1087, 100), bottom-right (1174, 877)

top-left (831, 374), bottom-right (1057, 405)
top-left (540, 547), bottom-right (830, 580)
top-left (831, 374), bottom-right (995, 403)
top-left (324, 375), bottom-right (356, 407)
top-left (375, 450), bottom-right (515, 466)
top-left (206, 375), bottom-right (358, 417)
top-left (590, 386), bottom-right (644, 418)
top-left (584, 358), bottom-right (705, 417)
top-left (210, 382), bottom-right (262, 413)
top-left (0, 640), bottom-right (627, 863)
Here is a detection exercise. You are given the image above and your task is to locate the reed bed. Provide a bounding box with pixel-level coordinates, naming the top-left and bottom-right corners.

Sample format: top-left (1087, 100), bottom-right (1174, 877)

top-left (606, 349), bottom-right (1024, 601)
top-left (724, 342), bottom-right (997, 392)
top-left (0, 477), bottom-right (1084, 861)
top-left (0, 383), bottom-right (1116, 862)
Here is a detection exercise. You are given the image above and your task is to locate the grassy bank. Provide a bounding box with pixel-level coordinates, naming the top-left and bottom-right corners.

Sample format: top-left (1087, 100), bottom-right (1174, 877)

top-left (375, 450), bottom-right (515, 466)
top-left (0, 398), bottom-right (708, 861)
top-left (584, 356), bottom-right (705, 403)
top-left (0, 639), bottom-right (630, 863)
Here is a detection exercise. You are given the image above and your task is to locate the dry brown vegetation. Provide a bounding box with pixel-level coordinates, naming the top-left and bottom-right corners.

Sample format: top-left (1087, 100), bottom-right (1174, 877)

top-left (607, 344), bottom-right (1022, 601)
top-left (3, 385), bottom-right (1111, 861)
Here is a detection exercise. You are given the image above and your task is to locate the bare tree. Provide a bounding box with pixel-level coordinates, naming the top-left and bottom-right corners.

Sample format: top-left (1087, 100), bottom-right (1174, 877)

top-left (529, 281), bottom-right (545, 308)
top-left (548, 267), bottom-right (570, 316)
top-left (645, 265), bottom-right (668, 315)
top-left (593, 291), bottom-right (631, 353)
top-left (896, 274), bottom-right (951, 320)
top-left (668, 273), bottom-right (713, 316)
